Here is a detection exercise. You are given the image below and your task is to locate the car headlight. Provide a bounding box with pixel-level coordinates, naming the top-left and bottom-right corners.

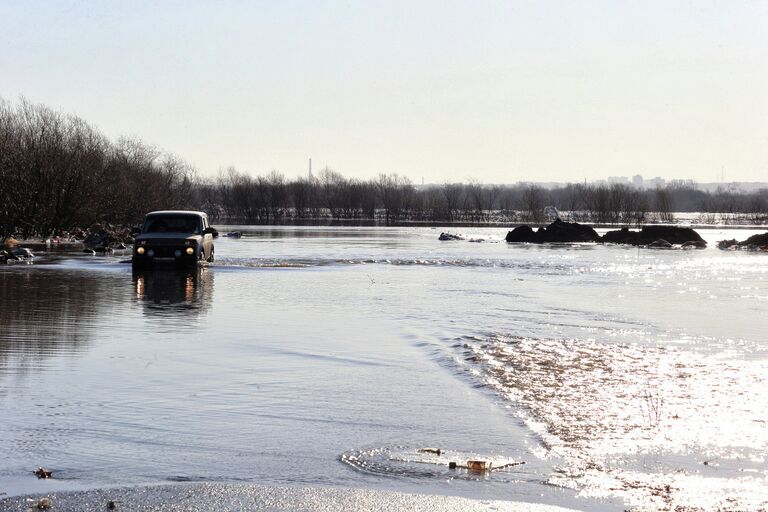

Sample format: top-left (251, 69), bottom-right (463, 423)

top-left (185, 247), bottom-right (194, 255)
top-left (136, 247), bottom-right (145, 255)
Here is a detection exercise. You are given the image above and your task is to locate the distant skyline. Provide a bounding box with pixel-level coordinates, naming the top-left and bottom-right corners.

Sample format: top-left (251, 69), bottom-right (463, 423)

top-left (2, 1), bottom-right (766, 183)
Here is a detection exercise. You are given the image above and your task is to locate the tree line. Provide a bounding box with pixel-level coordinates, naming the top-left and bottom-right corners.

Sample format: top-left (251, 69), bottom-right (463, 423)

top-left (0, 98), bottom-right (196, 238)
top-left (198, 171), bottom-right (768, 226)
top-left (2, 98), bottom-right (767, 238)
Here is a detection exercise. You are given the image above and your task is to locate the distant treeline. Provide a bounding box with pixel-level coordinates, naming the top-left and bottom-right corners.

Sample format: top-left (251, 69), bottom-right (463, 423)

top-left (197, 170), bottom-right (768, 226)
top-left (2, 98), bottom-right (767, 238)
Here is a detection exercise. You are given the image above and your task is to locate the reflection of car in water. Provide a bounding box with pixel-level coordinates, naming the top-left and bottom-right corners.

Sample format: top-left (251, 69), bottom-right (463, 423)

top-left (132, 210), bottom-right (218, 267)
top-left (132, 267), bottom-right (213, 314)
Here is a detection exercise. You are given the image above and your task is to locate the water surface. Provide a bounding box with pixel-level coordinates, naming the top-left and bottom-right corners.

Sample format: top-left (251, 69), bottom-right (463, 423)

top-left (1, 226), bottom-right (767, 510)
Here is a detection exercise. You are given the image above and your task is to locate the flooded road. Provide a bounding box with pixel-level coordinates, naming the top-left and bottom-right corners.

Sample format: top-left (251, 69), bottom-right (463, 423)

top-left (1, 226), bottom-right (767, 510)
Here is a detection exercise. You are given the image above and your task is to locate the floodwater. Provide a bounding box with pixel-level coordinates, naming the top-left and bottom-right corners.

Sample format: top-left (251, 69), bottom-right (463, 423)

top-left (1, 226), bottom-right (767, 511)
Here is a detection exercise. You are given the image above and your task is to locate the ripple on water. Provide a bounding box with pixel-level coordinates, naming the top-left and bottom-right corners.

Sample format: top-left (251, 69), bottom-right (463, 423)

top-left (452, 334), bottom-right (768, 511)
top-left (340, 445), bottom-right (527, 483)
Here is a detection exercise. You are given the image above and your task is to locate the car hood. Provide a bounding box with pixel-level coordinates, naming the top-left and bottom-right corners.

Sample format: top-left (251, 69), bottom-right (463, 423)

top-left (135, 233), bottom-right (202, 242)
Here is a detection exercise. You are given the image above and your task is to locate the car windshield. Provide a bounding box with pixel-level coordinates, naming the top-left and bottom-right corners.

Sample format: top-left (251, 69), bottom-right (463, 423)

top-left (144, 215), bottom-right (202, 234)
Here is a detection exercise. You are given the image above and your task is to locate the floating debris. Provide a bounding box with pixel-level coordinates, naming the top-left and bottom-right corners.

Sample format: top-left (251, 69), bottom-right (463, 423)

top-left (33, 467), bottom-right (52, 479)
top-left (466, 460), bottom-right (490, 471)
top-left (107, 500), bottom-right (119, 509)
top-left (341, 445), bottom-right (525, 481)
top-left (32, 497), bottom-right (51, 509)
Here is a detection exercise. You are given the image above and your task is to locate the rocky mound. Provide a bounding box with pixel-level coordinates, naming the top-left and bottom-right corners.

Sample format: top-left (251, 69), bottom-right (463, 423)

top-left (505, 219), bottom-right (600, 243)
top-left (738, 232), bottom-right (768, 247)
top-left (602, 226), bottom-right (706, 246)
top-left (718, 232), bottom-right (768, 250)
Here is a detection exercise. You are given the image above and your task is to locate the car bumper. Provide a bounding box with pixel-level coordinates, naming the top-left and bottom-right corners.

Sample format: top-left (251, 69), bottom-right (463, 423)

top-left (132, 252), bottom-right (200, 267)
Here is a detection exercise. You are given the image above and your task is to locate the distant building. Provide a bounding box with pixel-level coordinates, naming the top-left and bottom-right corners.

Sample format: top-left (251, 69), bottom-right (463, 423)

top-left (632, 174), bottom-right (644, 188)
top-left (645, 177), bottom-right (666, 189)
top-left (607, 176), bottom-right (630, 185)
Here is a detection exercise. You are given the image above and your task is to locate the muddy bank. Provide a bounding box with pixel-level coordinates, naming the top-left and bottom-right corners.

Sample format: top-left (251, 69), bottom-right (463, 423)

top-left (0, 483), bottom-right (580, 512)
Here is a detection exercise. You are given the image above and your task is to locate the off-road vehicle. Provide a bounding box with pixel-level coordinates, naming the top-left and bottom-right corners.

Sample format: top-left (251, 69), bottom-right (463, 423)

top-left (132, 211), bottom-right (217, 267)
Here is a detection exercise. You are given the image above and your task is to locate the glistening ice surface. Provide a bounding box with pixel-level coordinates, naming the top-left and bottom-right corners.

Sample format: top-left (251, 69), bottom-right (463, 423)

top-left (1, 226), bottom-right (766, 510)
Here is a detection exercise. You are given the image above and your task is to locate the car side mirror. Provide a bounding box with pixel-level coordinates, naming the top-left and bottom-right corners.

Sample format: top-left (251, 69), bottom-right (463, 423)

top-left (204, 227), bottom-right (219, 239)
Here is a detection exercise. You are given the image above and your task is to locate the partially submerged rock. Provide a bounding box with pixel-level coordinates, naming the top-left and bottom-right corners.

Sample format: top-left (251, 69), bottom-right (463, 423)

top-left (506, 220), bottom-right (708, 247)
top-left (505, 219), bottom-right (600, 243)
top-left (226, 231), bottom-right (243, 238)
top-left (718, 232), bottom-right (768, 250)
top-left (33, 467), bottom-right (52, 479)
top-left (648, 239), bottom-right (672, 248)
top-left (504, 225), bottom-right (536, 243)
top-left (602, 225), bottom-right (706, 246)
top-left (738, 232), bottom-right (768, 248)
top-left (439, 232), bottom-right (464, 241)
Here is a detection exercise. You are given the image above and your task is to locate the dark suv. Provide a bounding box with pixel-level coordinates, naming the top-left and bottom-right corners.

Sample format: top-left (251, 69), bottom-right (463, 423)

top-left (132, 211), bottom-right (217, 267)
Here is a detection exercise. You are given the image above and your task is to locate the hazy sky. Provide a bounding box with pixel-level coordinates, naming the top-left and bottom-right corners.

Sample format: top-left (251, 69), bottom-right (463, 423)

top-left (1, 1), bottom-right (766, 183)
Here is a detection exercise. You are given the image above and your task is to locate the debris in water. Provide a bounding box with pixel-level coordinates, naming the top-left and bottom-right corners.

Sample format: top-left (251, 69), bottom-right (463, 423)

top-left (466, 460), bottom-right (490, 471)
top-left (417, 448), bottom-right (442, 456)
top-left (448, 461), bottom-right (457, 469)
top-left (107, 500), bottom-right (118, 509)
top-left (33, 497), bottom-right (51, 509)
top-left (33, 467), bottom-right (52, 479)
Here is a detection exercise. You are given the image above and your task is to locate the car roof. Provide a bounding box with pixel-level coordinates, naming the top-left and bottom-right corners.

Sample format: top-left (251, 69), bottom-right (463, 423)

top-left (145, 210), bottom-right (207, 217)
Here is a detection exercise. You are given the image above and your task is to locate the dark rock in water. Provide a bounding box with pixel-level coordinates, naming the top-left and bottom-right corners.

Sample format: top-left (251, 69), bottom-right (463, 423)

top-left (717, 239), bottom-right (738, 249)
top-left (537, 219), bottom-right (601, 243)
top-left (719, 232), bottom-right (768, 250)
top-left (94, 246), bottom-right (114, 254)
top-left (226, 231), bottom-right (243, 238)
top-left (505, 225), bottom-right (535, 243)
top-left (681, 240), bottom-right (707, 249)
top-left (34, 466), bottom-right (52, 479)
top-left (603, 225), bottom-right (706, 246)
top-left (648, 239), bottom-right (672, 248)
top-left (439, 232), bottom-right (464, 241)
top-left (0, 250), bottom-right (17, 263)
top-left (738, 232), bottom-right (768, 247)
top-left (506, 219), bottom-right (600, 243)
top-left (468, 238), bottom-right (485, 243)
top-left (602, 227), bottom-right (636, 244)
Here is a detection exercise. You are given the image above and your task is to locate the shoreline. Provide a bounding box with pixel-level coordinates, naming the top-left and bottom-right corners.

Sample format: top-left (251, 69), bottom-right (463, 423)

top-left (0, 483), bottom-right (583, 512)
